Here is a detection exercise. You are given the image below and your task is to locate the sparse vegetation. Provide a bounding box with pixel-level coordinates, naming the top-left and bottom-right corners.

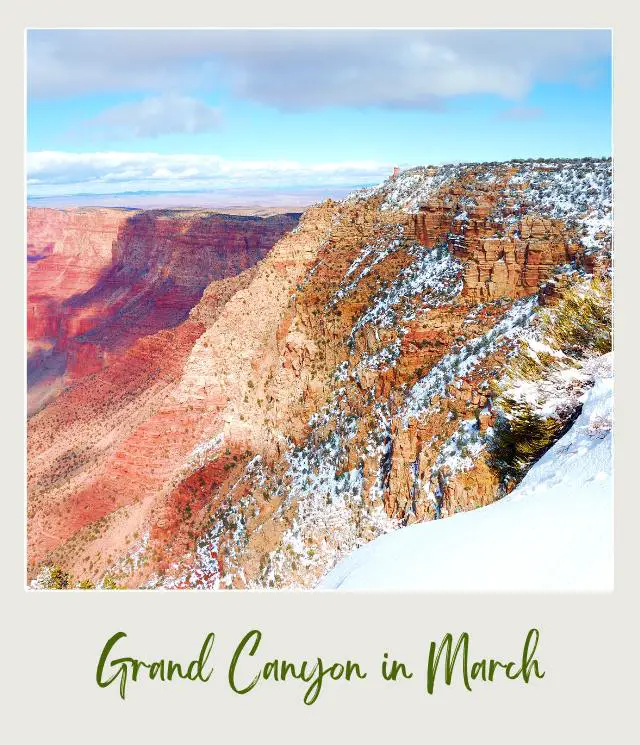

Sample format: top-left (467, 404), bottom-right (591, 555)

top-left (40, 564), bottom-right (71, 589)
top-left (102, 576), bottom-right (122, 590)
top-left (543, 276), bottom-right (612, 357)
top-left (489, 275), bottom-right (612, 485)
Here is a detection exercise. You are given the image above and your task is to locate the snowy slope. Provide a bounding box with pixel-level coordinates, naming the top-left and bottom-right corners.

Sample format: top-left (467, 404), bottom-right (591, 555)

top-left (319, 374), bottom-right (613, 592)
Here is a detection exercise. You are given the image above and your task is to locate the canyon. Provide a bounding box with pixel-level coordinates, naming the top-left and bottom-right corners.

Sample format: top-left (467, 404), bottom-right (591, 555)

top-left (27, 207), bottom-right (299, 414)
top-left (26, 158), bottom-right (612, 589)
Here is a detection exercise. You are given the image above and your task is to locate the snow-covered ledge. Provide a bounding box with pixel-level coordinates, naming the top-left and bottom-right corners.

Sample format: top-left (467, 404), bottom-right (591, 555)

top-left (319, 359), bottom-right (613, 592)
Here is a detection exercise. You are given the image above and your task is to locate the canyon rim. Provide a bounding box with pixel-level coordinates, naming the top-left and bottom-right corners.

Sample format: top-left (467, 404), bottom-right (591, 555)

top-left (26, 29), bottom-right (613, 591)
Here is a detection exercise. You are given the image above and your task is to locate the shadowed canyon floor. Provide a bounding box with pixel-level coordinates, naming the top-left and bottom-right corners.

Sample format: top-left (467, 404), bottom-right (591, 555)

top-left (27, 158), bottom-right (612, 589)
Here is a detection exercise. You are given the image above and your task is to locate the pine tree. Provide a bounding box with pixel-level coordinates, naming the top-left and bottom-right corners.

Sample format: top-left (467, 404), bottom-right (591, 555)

top-left (490, 402), bottom-right (571, 482)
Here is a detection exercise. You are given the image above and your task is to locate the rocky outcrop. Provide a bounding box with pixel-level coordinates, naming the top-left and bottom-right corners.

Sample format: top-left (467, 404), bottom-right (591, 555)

top-left (407, 171), bottom-right (583, 302)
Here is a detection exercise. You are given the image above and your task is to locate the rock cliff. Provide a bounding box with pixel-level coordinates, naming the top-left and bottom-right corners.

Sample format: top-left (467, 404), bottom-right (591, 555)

top-left (27, 208), bottom-right (299, 413)
top-left (27, 157), bottom-right (612, 589)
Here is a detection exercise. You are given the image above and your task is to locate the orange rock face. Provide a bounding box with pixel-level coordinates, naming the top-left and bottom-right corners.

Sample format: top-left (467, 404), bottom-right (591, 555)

top-left (26, 158), bottom-right (612, 589)
top-left (407, 171), bottom-right (583, 302)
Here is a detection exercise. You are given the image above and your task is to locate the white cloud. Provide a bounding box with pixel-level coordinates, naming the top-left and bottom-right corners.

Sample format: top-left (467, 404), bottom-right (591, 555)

top-left (82, 94), bottom-right (222, 139)
top-left (26, 151), bottom-right (392, 196)
top-left (28, 30), bottom-right (611, 110)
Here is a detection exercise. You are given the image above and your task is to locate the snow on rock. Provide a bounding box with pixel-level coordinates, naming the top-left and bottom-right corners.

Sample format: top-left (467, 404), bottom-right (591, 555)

top-left (319, 372), bottom-right (613, 591)
top-left (342, 165), bottom-right (463, 213)
top-left (400, 296), bottom-right (537, 426)
top-left (348, 243), bottom-right (463, 349)
top-left (329, 226), bottom-right (405, 308)
top-left (380, 165), bottom-right (465, 213)
top-left (505, 159), bottom-right (612, 252)
top-left (350, 158), bottom-right (612, 254)
top-left (232, 386), bottom-right (398, 588)
top-left (357, 339), bottom-right (402, 373)
top-left (432, 417), bottom-right (487, 478)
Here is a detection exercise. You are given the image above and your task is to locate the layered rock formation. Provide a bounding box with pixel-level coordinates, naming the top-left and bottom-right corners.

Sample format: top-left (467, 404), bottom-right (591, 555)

top-left (27, 208), bottom-right (299, 413)
top-left (27, 158), bottom-right (612, 589)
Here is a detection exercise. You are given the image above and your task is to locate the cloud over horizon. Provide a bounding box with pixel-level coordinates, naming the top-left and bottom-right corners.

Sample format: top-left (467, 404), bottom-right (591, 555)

top-left (27, 151), bottom-right (392, 197)
top-left (27, 30), bottom-right (612, 197)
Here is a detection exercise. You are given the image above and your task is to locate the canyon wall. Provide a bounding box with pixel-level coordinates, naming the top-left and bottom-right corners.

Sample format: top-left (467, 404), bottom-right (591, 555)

top-left (27, 158), bottom-right (612, 589)
top-left (27, 208), bottom-right (299, 413)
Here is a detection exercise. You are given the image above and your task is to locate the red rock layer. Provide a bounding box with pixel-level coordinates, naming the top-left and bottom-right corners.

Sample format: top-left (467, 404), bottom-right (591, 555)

top-left (27, 205), bottom-right (328, 583)
top-left (27, 208), bottom-right (299, 413)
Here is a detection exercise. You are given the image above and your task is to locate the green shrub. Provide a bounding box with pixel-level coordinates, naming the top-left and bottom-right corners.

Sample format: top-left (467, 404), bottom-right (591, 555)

top-left (544, 276), bottom-right (612, 357)
top-left (489, 275), bottom-right (611, 486)
top-left (42, 564), bottom-right (71, 589)
top-left (489, 402), bottom-right (574, 483)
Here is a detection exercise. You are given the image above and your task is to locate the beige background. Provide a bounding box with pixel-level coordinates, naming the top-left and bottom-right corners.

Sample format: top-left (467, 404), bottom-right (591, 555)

top-left (3, 4), bottom-right (638, 742)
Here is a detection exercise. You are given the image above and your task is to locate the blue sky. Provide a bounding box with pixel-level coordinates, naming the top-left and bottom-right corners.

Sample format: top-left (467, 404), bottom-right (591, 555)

top-left (27, 30), bottom-right (612, 203)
